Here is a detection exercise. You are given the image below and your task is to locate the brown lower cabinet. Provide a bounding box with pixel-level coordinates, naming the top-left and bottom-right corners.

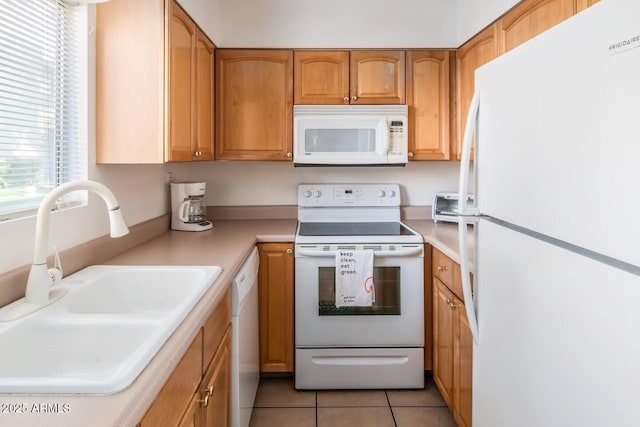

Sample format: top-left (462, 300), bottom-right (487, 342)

top-left (258, 243), bottom-right (295, 373)
top-left (140, 290), bottom-right (232, 427)
top-left (432, 248), bottom-right (473, 427)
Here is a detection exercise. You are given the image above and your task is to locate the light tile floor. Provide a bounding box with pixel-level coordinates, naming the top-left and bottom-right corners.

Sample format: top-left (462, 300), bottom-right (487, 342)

top-left (249, 376), bottom-right (457, 427)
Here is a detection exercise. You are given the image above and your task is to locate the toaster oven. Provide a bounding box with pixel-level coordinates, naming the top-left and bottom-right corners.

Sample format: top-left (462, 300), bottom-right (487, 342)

top-left (432, 192), bottom-right (475, 223)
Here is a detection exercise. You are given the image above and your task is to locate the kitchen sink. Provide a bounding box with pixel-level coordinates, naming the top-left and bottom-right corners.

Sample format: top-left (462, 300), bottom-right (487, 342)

top-left (0, 265), bottom-right (222, 394)
top-left (64, 266), bottom-right (217, 315)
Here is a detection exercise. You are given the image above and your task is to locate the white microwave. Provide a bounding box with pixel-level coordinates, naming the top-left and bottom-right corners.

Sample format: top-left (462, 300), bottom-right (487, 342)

top-left (293, 105), bottom-right (408, 166)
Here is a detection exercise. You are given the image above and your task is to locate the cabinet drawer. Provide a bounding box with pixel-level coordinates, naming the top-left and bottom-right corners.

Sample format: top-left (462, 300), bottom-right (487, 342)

top-left (432, 248), bottom-right (455, 289)
top-left (141, 330), bottom-right (203, 426)
top-left (203, 288), bottom-right (232, 370)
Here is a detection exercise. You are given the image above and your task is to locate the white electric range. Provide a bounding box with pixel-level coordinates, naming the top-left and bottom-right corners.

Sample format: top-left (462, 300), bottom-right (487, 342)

top-left (294, 183), bottom-right (425, 390)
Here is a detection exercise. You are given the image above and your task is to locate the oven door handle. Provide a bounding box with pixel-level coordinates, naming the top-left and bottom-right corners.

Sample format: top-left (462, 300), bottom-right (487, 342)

top-left (296, 247), bottom-right (423, 258)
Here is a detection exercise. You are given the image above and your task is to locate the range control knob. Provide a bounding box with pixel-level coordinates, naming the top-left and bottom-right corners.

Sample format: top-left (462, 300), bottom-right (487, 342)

top-left (377, 190), bottom-right (386, 198)
top-left (313, 189), bottom-right (322, 198)
top-left (387, 190), bottom-right (396, 198)
top-left (303, 190), bottom-right (312, 198)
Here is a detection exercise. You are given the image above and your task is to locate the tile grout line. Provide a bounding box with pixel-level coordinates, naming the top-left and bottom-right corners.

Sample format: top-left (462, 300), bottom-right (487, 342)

top-left (386, 390), bottom-right (399, 427)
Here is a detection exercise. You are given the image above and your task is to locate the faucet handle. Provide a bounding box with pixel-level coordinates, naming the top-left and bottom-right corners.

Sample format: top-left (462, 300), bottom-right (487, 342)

top-left (47, 247), bottom-right (63, 286)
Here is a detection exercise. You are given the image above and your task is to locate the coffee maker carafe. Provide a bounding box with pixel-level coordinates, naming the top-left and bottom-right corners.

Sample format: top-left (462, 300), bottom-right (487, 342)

top-left (170, 182), bottom-right (213, 231)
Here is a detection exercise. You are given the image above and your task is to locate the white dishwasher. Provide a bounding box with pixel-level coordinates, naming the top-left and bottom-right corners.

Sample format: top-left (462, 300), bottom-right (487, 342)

top-left (231, 247), bottom-right (260, 427)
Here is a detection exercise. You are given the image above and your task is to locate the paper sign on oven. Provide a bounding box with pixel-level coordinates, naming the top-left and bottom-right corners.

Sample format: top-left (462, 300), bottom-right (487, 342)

top-left (335, 250), bottom-right (375, 307)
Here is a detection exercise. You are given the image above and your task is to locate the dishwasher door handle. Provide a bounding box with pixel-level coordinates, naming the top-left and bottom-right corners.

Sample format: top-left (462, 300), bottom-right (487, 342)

top-left (296, 247), bottom-right (423, 258)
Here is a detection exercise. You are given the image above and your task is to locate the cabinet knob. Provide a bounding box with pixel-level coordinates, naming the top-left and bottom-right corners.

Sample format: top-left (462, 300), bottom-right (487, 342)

top-left (286, 248), bottom-right (293, 255)
top-left (351, 95), bottom-right (358, 102)
top-left (198, 385), bottom-right (214, 407)
top-left (408, 152), bottom-right (414, 158)
top-left (343, 96), bottom-right (349, 102)
top-left (199, 394), bottom-right (210, 407)
top-left (286, 152), bottom-right (292, 158)
top-left (437, 265), bottom-right (448, 272)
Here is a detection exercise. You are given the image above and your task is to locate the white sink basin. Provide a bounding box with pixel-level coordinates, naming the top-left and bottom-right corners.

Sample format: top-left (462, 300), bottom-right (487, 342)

top-left (65, 267), bottom-right (216, 315)
top-left (0, 265), bottom-right (222, 394)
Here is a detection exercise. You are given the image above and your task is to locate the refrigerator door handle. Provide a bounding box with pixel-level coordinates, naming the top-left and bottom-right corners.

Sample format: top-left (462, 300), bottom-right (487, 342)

top-left (458, 90), bottom-right (481, 344)
top-left (458, 216), bottom-right (480, 344)
top-left (458, 90), bottom-right (479, 216)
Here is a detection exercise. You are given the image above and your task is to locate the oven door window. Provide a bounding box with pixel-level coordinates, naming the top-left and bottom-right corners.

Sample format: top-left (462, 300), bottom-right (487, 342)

top-left (318, 267), bottom-right (401, 315)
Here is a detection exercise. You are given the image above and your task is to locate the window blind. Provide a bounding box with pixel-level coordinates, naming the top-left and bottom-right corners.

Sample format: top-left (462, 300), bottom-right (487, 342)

top-left (0, 0), bottom-right (86, 219)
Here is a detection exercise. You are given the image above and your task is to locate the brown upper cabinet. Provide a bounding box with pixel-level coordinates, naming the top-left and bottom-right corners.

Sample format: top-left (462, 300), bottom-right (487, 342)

top-left (168, 3), bottom-right (215, 161)
top-left (406, 51), bottom-right (452, 160)
top-left (97, 0), bottom-right (215, 163)
top-left (497, 0), bottom-right (577, 55)
top-left (294, 50), bottom-right (405, 105)
top-left (454, 24), bottom-right (498, 160)
top-left (216, 50), bottom-right (294, 161)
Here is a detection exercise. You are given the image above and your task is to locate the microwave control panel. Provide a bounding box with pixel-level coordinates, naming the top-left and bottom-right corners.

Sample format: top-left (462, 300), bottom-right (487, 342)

top-left (389, 120), bottom-right (405, 155)
top-left (298, 184), bottom-right (400, 207)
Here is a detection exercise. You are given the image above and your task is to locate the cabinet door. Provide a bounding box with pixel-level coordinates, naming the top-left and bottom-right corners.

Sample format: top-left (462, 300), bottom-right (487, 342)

top-left (140, 330), bottom-right (203, 426)
top-left (454, 298), bottom-right (473, 427)
top-left (497, 0), bottom-right (577, 55)
top-left (194, 29), bottom-right (215, 161)
top-left (258, 243), bottom-right (294, 373)
top-left (178, 393), bottom-right (202, 427)
top-left (455, 24), bottom-right (498, 160)
top-left (433, 278), bottom-right (455, 408)
top-left (406, 51), bottom-right (451, 160)
top-left (168, 0), bottom-right (197, 162)
top-left (96, 0), bottom-right (165, 163)
top-left (350, 51), bottom-right (405, 104)
top-left (576, 0), bottom-right (599, 12)
top-left (201, 327), bottom-right (232, 427)
top-left (216, 50), bottom-right (293, 160)
top-left (294, 51), bottom-right (350, 104)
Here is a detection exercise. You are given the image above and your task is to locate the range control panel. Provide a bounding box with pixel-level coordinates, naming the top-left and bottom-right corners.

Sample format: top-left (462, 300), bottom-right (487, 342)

top-left (298, 184), bottom-right (401, 207)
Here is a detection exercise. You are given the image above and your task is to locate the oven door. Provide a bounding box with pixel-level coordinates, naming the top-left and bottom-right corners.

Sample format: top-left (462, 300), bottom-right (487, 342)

top-left (294, 244), bottom-right (424, 347)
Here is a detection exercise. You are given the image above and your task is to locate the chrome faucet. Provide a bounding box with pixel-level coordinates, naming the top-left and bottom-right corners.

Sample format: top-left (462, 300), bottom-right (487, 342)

top-left (25, 180), bottom-right (129, 304)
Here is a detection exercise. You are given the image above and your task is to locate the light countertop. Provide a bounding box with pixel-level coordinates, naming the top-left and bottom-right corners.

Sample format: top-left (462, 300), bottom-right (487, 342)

top-left (0, 218), bottom-right (471, 426)
top-left (404, 219), bottom-right (475, 266)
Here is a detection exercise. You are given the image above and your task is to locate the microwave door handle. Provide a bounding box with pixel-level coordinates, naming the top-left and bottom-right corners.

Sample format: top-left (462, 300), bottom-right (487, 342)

top-left (296, 247), bottom-right (423, 257)
top-left (381, 120), bottom-right (390, 155)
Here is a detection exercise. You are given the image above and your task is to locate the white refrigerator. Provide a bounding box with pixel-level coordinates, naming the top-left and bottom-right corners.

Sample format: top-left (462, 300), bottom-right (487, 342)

top-left (457, 1), bottom-right (640, 426)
